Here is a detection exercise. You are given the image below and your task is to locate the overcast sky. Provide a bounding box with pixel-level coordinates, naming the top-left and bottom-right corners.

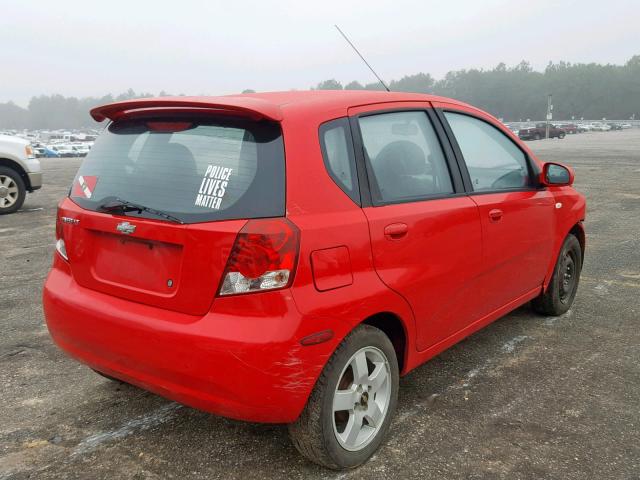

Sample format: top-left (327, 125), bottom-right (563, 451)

top-left (1, 0), bottom-right (638, 106)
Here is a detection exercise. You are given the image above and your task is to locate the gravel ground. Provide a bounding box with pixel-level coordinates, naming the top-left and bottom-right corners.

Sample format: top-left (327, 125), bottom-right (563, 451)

top-left (1, 130), bottom-right (639, 479)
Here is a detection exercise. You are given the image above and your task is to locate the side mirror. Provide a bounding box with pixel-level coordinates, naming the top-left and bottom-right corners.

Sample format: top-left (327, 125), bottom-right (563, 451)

top-left (540, 162), bottom-right (574, 187)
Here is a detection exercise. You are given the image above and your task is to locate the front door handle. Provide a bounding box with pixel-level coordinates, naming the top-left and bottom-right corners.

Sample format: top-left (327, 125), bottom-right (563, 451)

top-left (384, 223), bottom-right (408, 240)
top-left (489, 209), bottom-right (503, 222)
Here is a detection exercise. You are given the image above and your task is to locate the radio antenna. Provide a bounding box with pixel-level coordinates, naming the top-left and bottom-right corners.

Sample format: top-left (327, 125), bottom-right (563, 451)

top-left (334, 24), bottom-right (390, 92)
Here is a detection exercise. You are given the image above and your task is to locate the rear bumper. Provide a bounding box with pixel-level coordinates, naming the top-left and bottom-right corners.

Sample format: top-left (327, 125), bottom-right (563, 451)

top-left (43, 263), bottom-right (334, 423)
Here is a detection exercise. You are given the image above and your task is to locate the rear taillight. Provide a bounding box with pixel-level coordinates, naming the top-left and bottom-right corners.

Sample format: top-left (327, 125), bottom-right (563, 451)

top-left (55, 207), bottom-right (68, 261)
top-left (218, 218), bottom-right (300, 296)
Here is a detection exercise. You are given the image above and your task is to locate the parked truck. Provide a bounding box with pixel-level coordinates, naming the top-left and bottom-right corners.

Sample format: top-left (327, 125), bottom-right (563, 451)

top-left (518, 123), bottom-right (566, 140)
top-left (0, 135), bottom-right (42, 214)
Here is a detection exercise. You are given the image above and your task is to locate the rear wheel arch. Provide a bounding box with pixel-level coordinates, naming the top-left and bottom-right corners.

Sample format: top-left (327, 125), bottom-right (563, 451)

top-left (299, 310), bottom-right (409, 406)
top-left (361, 311), bottom-right (407, 374)
top-left (0, 158), bottom-right (31, 190)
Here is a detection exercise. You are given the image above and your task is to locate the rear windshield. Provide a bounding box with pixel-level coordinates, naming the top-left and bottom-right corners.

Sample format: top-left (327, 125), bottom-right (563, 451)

top-left (71, 115), bottom-right (285, 223)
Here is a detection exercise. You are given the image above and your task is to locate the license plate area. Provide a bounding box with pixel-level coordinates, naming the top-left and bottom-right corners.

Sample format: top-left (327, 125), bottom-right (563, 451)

top-left (89, 230), bottom-right (183, 296)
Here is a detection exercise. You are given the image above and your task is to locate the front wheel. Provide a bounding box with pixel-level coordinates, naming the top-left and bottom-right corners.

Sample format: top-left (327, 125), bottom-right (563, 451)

top-left (532, 234), bottom-right (582, 315)
top-left (0, 167), bottom-right (26, 214)
top-left (289, 325), bottom-right (399, 470)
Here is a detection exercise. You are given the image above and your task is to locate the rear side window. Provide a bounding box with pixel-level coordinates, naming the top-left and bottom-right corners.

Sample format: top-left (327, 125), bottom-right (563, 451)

top-left (444, 112), bottom-right (530, 191)
top-left (319, 118), bottom-right (359, 204)
top-left (71, 116), bottom-right (285, 223)
top-left (358, 111), bottom-right (454, 205)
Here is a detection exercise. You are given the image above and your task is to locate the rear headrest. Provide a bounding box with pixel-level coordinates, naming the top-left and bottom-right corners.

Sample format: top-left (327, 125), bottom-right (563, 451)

top-left (376, 141), bottom-right (426, 175)
top-left (163, 143), bottom-right (195, 164)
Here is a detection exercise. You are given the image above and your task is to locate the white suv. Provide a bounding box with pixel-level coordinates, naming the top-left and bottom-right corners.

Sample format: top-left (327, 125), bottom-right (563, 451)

top-left (0, 135), bottom-right (42, 214)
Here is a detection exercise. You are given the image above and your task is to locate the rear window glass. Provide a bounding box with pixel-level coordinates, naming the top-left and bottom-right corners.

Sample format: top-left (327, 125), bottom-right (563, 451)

top-left (71, 116), bottom-right (285, 223)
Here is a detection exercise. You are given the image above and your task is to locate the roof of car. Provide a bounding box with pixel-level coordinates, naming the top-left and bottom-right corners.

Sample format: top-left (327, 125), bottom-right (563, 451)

top-left (242, 90), bottom-right (454, 106)
top-left (90, 90), bottom-right (469, 123)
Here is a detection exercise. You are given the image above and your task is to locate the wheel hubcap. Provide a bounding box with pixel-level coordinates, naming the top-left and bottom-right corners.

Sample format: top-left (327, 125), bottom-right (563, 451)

top-left (332, 346), bottom-right (391, 451)
top-left (0, 175), bottom-right (18, 208)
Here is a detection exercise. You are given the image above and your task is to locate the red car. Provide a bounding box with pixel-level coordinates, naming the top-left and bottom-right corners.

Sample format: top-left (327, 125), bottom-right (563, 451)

top-left (43, 91), bottom-right (585, 469)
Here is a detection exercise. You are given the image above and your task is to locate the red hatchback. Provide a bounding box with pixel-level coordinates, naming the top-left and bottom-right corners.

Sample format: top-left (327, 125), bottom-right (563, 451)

top-left (44, 91), bottom-right (585, 469)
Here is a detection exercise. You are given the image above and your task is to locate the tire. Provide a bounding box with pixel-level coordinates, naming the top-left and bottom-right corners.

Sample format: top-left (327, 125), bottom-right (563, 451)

top-left (534, 133), bottom-right (541, 140)
top-left (0, 166), bottom-right (26, 214)
top-left (288, 325), bottom-right (399, 470)
top-left (532, 234), bottom-right (582, 316)
top-left (559, 132), bottom-right (566, 139)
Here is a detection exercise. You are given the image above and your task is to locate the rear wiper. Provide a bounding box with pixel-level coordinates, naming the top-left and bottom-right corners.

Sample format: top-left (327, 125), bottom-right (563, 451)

top-left (97, 197), bottom-right (183, 224)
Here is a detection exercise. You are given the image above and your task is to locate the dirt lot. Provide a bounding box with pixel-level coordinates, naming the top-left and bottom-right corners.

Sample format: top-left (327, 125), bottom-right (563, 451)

top-left (1, 130), bottom-right (639, 479)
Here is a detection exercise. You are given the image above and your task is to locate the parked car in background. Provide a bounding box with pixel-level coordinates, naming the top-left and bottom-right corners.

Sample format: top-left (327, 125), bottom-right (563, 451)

top-left (518, 123), bottom-right (566, 140)
top-left (71, 144), bottom-right (91, 157)
top-left (607, 123), bottom-right (623, 131)
top-left (44, 92), bottom-right (586, 469)
top-left (577, 124), bottom-right (591, 132)
top-left (0, 134), bottom-right (42, 213)
top-left (557, 123), bottom-right (578, 134)
top-left (589, 123), bottom-right (611, 131)
top-left (37, 145), bottom-right (62, 158)
top-left (620, 123), bottom-right (632, 129)
top-left (505, 124), bottom-right (520, 135)
top-left (49, 144), bottom-right (76, 157)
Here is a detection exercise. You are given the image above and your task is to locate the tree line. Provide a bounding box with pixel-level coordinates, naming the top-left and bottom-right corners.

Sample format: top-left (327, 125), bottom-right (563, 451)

top-left (1, 56), bottom-right (638, 129)
top-left (0, 89), bottom-right (156, 130)
top-left (313, 55), bottom-right (640, 122)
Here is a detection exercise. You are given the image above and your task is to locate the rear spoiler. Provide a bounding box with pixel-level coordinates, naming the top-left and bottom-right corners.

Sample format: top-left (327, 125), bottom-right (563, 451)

top-left (90, 96), bottom-right (283, 122)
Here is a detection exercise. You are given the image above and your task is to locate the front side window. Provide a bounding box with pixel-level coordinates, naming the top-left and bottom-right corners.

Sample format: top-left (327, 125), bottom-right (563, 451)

top-left (444, 112), bottom-right (530, 191)
top-left (358, 111), bottom-right (454, 204)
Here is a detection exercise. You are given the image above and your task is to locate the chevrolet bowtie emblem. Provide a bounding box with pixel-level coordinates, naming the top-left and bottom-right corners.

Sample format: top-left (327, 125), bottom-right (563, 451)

top-left (116, 221), bottom-right (136, 235)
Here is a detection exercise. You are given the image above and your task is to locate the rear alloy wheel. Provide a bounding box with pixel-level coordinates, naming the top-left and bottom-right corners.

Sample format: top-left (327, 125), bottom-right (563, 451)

top-left (534, 133), bottom-right (541, 140)
top-left (559, 132), bottom-right (566, 139)
top-left (0, 167), bottom-right (26, 214)
top-left (333, 346), bottom-right (392, 452)
top-left (532, 234), bottom-right (582, 316)
top-left (289, 325), bottom-right (399, 470)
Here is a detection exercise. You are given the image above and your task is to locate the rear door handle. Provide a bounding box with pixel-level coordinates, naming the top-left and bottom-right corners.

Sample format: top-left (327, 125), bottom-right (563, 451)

top-left (489, 209), bottom-right (503, 222)
top-left (384, 223), bottom-right (408, 240)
